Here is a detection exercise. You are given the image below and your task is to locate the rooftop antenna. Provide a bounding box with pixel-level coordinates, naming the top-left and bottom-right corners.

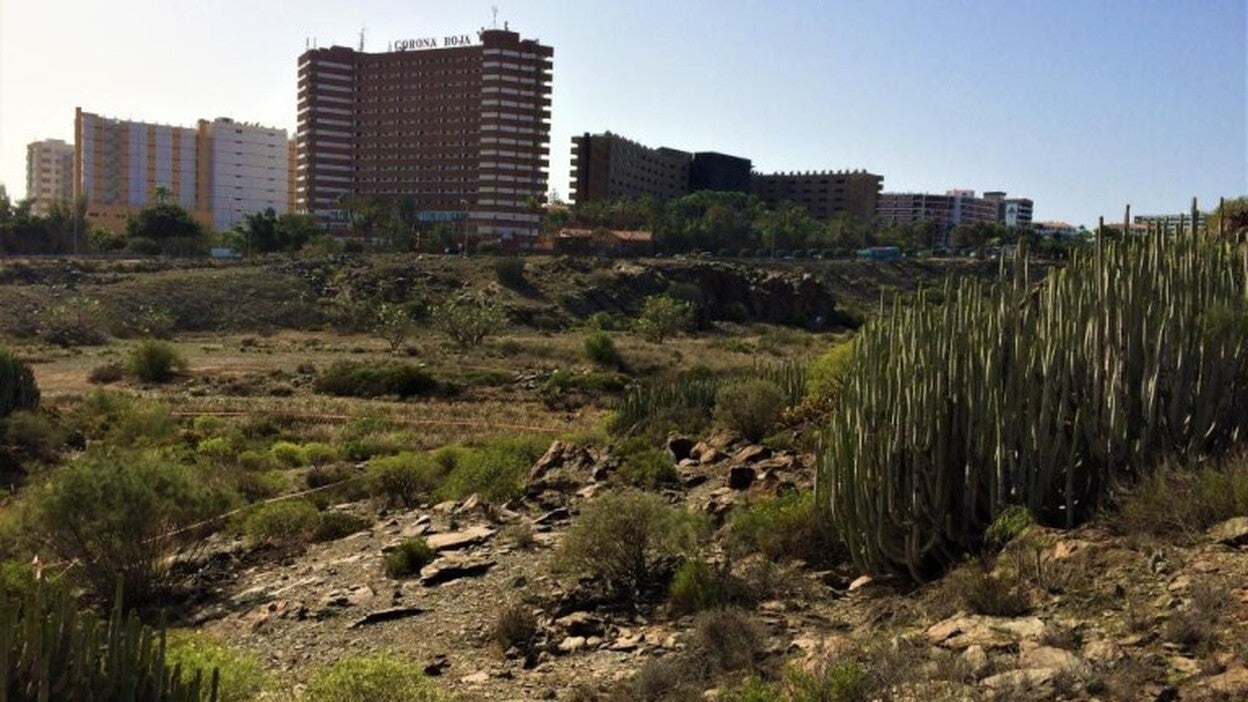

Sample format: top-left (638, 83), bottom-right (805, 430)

top-left (491, 6), bottom-right (499, 29)
top-left (359, 26), bottom-right (367, 51)
top-left (305, 37), bottom-right (310, 50)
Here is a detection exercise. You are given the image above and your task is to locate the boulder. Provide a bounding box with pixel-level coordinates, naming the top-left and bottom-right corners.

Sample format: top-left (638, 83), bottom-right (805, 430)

top-left (425, 525), bottom-right (495, 552)
top-left (727, 465), bottom-right (757, 490)
top-left (526, 441), bottom-right (601, 495)
top-left (420, 557), bottom-right (496, 586)
top-left (666, 436), bottom-right (695, 462)
top-left (556, 611), bottom-right (604, 637)
top-left (925, 614), bottom-right (1047, 650)
top-left (733, 445), bottom-right (772, 464)
top-left (1209, 517), bottom-right (1248, 547)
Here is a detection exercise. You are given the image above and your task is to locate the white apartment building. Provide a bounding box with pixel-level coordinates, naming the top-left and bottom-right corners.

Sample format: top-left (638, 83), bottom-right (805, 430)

top-left (201, 118), bottom-right (290, 231)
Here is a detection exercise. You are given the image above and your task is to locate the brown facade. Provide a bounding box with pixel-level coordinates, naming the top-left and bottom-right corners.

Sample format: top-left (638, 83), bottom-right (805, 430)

top-left (570, 133), bottom-right (691, 204)
top-left (751, 171), bottom-right (883, 221)
top-left (296, 29), bottom-right (553, 239)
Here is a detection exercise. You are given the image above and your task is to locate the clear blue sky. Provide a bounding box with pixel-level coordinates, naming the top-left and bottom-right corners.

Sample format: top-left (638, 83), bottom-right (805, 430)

top-left (1, 0), bottom-right (1244, 227)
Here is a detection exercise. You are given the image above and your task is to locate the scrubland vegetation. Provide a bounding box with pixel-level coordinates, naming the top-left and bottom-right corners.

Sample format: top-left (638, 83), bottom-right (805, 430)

top-left (0, 201), bottom-right (1245, 700)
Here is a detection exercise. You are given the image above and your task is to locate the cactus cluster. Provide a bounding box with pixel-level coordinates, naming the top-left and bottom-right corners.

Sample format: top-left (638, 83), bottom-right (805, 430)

top-left (0, 582), bottom-right (218, 701)
top-left (0, 348), bottom-right (39, 419)
top-left (818, 207), bottom-right (1248, 581)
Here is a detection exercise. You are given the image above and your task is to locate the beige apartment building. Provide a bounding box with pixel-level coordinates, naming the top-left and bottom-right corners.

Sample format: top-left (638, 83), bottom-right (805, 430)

top-left (26, 139), bottom-right (75, 215)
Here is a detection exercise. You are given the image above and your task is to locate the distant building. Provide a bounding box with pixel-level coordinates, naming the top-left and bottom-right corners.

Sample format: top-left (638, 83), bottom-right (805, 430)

top-left (983, 191), bottom-right (1033, 227)
top-left (878, 189), bottom-right (1011, 244)
top-left (751, 170), bottom-right (883, 222)
top-left (74, 108), bottom-right (289, 233)
top-left (689, 152), bottom-right (752, 194)
top-left (26, 139), bottom-right (75, 215)
top-left (570, 132), bottom-right (691, 203)
top-left (296, 28), bottom-right (553, 240)
top-left (1133, 212), bottom-right (1208, 235)
top-left (199, 118), bottom-right (291, 231)
top-left (569, 131), bottom-right (752, 204)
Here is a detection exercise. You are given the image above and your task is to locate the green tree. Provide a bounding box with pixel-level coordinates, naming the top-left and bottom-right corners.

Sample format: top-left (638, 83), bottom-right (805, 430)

top-left (126, 202), bottom-right (208, 255)
top-left (374, 301), bottom-right (417, 353)
top-left (635, 294), bottom-right (695, 343)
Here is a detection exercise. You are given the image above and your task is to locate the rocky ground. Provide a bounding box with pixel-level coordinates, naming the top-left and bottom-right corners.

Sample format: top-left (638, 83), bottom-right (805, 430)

top-left (183, 433), bottom-right (1248, 701)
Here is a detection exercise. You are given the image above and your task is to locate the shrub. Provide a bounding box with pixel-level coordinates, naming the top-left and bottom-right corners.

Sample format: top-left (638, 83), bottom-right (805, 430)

top-left (555, 490), bottom-right (707, 601)
top-left (385, 537), bottom-right (436, 578)
top-left (940, 559), bottom-right (1031, 617)
top-left (583, 331), bottom-right (622, 369)
top-left (196, 436), bottom-right (237, 465)
top-left (0, 347), bottom-right (39, 418)
top-left (728, 492), bottom-right (843, 566)
top-left (2, 409), bottom-right (65, 462)
top-left (39, 295), bottom-right (109, 346)
top-left (0, 559), bottom-right (37, 600)
top-left (315, 361), bottom-right (438, 399)
top-left (669, 559), bottom-right (730, 614)
top-left (165, 630), bottom-right (271, 702)
top-left (312, 511), bottom-right (371, 543)
top-left (714, 379), bottom-right (786, 442)
top-left (367, 452), bottom-right (444, 508)
top-left (806, 339), bottom-right (855, 401)
top-left (303, 655), bottom-right (450, 702)
top-left (244, 499), bottom-right (320, 548)
top-left (300, 442), bottom-right (340, 468)
top-left (270, 441), bottom-right (305, 468)
top-left (985, 505), bottom-right (1033, 549)
top-left (494, 257), bottom-right (527, 288)
top-left (88, 361), bottom-right (126, 384)
top-left (615, 438), bottom-right (679, 489)
top-left (21, 449), bottom-right (230, 604)
top-left (433, 296), bottom-right (505, 347)
top-left (127, 339), bottom-right (187, 383)
top-left (635, 294), bottom-right (694, 343)
top-left (1111, 454), bottom-right (1248, 540)
top-left (491, 603), bottom-right (539, 655)
top-left (784, 660), bottom-right (867, 702)
top-left (689, 609), bottom-right (765, 675)
top-left (433, 436), bottom-right (548, 503)
top-left (373, 301), bottom-right (417, 354)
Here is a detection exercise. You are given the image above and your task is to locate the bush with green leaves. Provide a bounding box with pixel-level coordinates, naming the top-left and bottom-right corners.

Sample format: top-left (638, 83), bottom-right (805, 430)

top-left (806, 339), bottom-right (855, 401)
top-left (366, 452), bottom-right (444, 508)
top-left (311, 511), bottom-right (372, 543)
top-left (583, 331), bottom-right (622, 369)
top-left (303, 655), bottom-right (450, 702)
top-left (669, 559), bottom-right (731, 614)
top-left (373, 301), bottom-right (418, 354)
top-left (0, 347), bottom-right (39, 418)
top-left (555, 489), bottom-right (708, 601)
top-left (270, 441), bottom-right (305, 468)
top-left (728, 492), bottom-right (843, 567)
top-left (714, 379), bottom-right (786, 442)
top-left (39, 295), bottom-right (109, 347)
top-left (243, 499), bottom-right (320, 548)
top-left (127, 339), bottom-right (187, 383)
top-left (433, 296), bottom-right (506, 347)
top-left (432, 436), bottom-right (549, 503)
top-left (615, 437), bottom-right (679, 489)
top-left (2, 409), bottom-right (65, 463)
top-left (635, 294), bottom-right (695, 343)
top-left (165, 630), bottom-right (271, 702)
top-left (20, 449), bottom-right (231, 604)
top-left (384, 537), bottom-right (436, 578)
top-left (314, 361), bottom-right (439, 399)
top-left (493, 257), bottom-right (527, 288)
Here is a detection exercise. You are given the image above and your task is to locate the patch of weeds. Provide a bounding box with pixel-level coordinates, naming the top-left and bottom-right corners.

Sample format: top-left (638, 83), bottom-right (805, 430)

top-left (384, 537), bottom-right (435, 578)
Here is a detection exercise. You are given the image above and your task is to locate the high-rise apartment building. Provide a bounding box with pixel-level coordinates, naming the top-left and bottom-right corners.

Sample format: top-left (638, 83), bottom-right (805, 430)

top-left (26, 139), bottom-right (75, 215)
top-left (199, 118), bottom-right (291, 231)
top-left (570, 133), bottom-right (691, 203)
top-left (74, 108), bottom-right (289, 233)
top-left (983, 191), bottom-right (1034, 227)
top-left (569, 132), bottom-right (753, 204)
top-left (296, 28), bottom-right (553, 240)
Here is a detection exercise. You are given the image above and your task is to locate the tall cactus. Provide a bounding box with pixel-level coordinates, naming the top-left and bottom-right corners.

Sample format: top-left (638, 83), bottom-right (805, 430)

top-left (0, 581), bottom-right (219, 701)
top-left (0, 348), bottom-right (39, 419)
top-left (818, 208), bottom-right (1248, 581)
